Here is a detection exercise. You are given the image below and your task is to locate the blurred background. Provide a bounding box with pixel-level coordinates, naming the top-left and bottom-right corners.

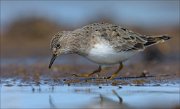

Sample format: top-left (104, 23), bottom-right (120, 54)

top-left (1, 2), bottom-right (179, 109)
top-left (0, 0), bottom-right (179, 69)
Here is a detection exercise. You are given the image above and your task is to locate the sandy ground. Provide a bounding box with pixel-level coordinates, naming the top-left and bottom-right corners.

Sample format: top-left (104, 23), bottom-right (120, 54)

top-left (1, 58), bottom-right (179, 85)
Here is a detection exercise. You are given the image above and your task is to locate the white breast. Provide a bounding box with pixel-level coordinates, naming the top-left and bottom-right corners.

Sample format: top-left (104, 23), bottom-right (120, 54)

top-left (87, 43), bottom-right (137, 65)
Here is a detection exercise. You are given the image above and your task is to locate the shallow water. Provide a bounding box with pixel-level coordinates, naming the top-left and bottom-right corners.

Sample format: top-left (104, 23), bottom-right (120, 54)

top-left (1, 56), bottom-right (180, 109)
top-left (1, 84), bottom-right (179, 109)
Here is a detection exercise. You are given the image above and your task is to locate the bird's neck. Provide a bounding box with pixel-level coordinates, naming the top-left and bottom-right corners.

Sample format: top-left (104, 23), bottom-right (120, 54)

top-left (68, 37), bottom-right (90, 56)
top-left (63, 35), bottom-right (81, 54)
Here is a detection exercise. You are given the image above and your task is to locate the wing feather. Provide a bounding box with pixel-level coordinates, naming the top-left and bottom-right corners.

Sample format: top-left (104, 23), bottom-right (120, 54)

top-left (81, 23), bottom-right (147, 52)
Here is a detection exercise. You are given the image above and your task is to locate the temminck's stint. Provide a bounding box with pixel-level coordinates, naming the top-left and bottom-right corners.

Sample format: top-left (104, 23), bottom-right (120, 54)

top-left (49, 23), bottom-right (170, 79)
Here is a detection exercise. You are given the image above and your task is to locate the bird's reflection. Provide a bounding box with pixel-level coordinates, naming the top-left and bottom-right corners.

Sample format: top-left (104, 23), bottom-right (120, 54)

top-left (49, 95), bottom-right (57, 109)
top-left (49, 90), bottom-right (131, 109)
top-left (84, 90), bottom-right (130, 109)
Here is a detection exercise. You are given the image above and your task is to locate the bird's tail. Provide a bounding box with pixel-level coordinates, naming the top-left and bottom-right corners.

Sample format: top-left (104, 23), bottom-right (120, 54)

top-left (141, 35), bottom-right (171, 47)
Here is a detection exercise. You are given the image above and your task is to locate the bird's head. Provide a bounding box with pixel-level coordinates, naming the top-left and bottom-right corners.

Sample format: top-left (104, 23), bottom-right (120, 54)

top-left (49, 32), bottom-right (68, 69)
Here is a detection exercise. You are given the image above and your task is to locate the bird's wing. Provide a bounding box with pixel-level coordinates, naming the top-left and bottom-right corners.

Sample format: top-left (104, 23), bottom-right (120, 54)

top-left (112, 33), bottom-right (147, 52)
top-left (87, 23), bottom-right (147, 52)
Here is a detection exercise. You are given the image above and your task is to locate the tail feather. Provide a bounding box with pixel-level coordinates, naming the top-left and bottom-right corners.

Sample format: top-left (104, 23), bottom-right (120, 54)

top-left (141, 35), bottom-right (171, 47)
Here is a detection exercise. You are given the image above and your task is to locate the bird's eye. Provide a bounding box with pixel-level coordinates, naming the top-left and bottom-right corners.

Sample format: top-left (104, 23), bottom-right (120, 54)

top-left (56, 44), bottom-right (60, 48)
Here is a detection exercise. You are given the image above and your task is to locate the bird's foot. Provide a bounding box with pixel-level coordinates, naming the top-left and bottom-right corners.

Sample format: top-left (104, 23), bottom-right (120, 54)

top-left (72, 66), bottom-right (101, 78)
top-left (105, 62), bottom-right (123, 80)
top-left (105, 74), bottom-right (118, 80)
top-left (72, 73), bottom-right (93, 78)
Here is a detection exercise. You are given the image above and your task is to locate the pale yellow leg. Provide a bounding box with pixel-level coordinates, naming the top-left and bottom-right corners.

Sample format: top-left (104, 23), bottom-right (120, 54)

top-left (108, 62), bottom-right (123, 80)
top-left (72, 66), bottom-right (101, 77)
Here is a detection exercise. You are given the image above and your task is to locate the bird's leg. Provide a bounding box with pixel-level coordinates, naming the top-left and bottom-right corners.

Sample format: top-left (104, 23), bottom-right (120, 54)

top-left (72, 66), bottom-right (101, 77)
top-left (107, 62), bottom-right (123, 80)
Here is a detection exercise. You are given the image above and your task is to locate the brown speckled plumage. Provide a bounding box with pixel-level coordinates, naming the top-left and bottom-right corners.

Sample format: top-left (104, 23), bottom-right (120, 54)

top-left (49, 23), bottom-right (170, 78)
top-left (50, 23), bottom-right (170, 56)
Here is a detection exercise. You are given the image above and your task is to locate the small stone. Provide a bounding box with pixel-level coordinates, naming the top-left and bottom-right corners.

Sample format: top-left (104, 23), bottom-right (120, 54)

top-left (140, 70), bottom-right (149, 77)
top-left (118, 86), bottom-right (122, 89)
top-left (67, 83), bottom-right (70, 86)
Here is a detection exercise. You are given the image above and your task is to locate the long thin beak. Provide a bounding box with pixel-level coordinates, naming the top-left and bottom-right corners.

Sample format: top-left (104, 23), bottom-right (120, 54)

top-left (49, 54), bottom-right (57, 69)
